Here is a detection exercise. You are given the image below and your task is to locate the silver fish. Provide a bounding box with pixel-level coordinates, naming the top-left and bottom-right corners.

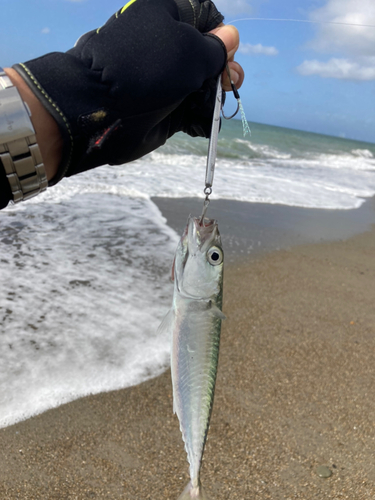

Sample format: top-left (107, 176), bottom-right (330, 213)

top-left (158, 215), bottom-right (225, 500)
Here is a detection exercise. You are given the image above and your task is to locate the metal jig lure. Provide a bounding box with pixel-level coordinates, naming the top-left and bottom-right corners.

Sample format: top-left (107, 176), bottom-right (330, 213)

top-left (200, 67), bottom-right (249, 224)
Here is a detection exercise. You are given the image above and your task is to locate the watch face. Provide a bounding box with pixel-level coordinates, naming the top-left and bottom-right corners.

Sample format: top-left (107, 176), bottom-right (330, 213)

top-left (0, 86), bottom-right (35, 142)
top-left (0, 82), bottom-right (47, 203)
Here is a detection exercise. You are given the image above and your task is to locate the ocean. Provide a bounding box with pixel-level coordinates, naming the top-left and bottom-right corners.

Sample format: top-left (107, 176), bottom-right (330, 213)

top-left (1, 120), bottom-right (374, 428)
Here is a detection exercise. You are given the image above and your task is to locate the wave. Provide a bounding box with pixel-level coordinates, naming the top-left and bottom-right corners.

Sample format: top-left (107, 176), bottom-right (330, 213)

top-left (156, 131), bottom-right (375, 166)
top-left (234, 139), bottom-right (292, 159)
top-left (27, 147), bottom-right (371, 211)
top-left (351, 149), bottom-right (374, 159)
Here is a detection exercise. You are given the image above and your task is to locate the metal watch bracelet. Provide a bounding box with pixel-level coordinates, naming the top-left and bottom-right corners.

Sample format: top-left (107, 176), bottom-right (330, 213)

top-left (0, 67), bottom-right (47, 203)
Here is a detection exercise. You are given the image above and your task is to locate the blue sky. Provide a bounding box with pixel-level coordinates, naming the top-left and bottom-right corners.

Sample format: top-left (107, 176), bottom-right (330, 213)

top-left (1, 0), bottom-right (374, 143)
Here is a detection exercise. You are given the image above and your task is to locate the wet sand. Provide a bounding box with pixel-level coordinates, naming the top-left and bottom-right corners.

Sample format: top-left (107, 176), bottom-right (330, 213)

top-left (153, 196), bottom-right (375, 262)
top-left (1, 198), bottom-right (375, 499)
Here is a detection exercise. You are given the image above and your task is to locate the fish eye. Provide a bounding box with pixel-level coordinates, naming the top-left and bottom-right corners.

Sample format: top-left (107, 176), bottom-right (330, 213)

top-left (207, 246), bottom-right (223, 266)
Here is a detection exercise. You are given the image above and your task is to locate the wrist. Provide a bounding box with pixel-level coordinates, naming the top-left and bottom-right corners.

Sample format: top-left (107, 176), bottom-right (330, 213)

top-left (4, 68), bottom-right (62, 182)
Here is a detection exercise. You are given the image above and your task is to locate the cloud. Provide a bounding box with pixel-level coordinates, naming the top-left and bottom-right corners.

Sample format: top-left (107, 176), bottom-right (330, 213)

top-left (297, 0), bottom-right (375, 80)
top-left (41, 27), bottom-right (50, 35)
top-left (297, 57), bottom-right (375, 81)
top-left (308, 0), bottom-right (375, 56)
top-left (239, 43), bottom-right (278, 56)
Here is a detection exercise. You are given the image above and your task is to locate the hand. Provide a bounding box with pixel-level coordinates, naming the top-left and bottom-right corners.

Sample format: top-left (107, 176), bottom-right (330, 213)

top-left (8, 0), bottom-right (245, 187)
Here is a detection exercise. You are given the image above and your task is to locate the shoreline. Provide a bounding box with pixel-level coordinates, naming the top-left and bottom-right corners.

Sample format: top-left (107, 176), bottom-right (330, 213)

top-left (152, 196), bottom-right (375, 262)
top-left (1, 199), bottom-right (375, 499)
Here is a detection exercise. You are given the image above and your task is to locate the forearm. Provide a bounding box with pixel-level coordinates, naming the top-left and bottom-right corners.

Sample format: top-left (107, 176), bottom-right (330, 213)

top-left (4, 68), bottom-right (62, 182)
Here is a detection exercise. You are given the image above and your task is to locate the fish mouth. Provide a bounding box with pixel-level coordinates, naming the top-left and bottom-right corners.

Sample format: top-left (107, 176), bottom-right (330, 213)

top-left (188, 216), bottom-right (220, 253)
top-left (197, 217), bottom-right (216, 229)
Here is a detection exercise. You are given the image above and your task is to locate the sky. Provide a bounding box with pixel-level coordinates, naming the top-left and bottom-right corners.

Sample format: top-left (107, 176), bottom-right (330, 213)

top-left (0, 0), bottom-right (374, 143)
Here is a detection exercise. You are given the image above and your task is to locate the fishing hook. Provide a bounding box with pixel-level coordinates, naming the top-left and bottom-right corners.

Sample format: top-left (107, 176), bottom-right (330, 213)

top-left (222, 65), bottom-right (240, 120)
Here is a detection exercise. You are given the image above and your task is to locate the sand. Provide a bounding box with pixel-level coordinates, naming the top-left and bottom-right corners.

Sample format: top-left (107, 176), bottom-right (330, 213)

top-left (1, 198), bottom-right (375, 499)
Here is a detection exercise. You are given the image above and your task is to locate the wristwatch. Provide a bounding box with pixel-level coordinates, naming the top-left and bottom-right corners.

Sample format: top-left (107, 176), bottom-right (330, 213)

top-left (0, 67), bottom-right (47, 203)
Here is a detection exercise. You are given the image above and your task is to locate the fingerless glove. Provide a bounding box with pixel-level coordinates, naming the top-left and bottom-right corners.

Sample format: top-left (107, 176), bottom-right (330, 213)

top-left (14, 0), bottom-right (226, 183)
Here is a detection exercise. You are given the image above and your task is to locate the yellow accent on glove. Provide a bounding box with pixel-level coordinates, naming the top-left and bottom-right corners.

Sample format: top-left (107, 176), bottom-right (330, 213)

top-left (120, 0), bottom-right (138, 15)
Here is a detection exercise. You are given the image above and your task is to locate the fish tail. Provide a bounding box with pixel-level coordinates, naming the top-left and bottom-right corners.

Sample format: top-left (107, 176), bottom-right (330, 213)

top-left (177, 481), bottom-right (209, 500)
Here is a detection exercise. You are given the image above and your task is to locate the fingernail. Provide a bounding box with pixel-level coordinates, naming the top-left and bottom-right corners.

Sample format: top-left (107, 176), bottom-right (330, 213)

top-left (229, 70), bottom-right (240, 85)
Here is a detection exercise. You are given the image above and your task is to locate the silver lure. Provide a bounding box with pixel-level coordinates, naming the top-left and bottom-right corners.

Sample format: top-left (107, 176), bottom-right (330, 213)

top-left (158, 216), bottom-right (225, 500)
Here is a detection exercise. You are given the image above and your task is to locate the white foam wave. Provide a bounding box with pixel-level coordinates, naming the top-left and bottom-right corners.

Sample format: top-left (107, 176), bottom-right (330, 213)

top-left (235, 139), bottom-right (292, 159)
top-left (90, 147), bottom-right (375, 209)
top-left (0, 194), bottom-right (178, 428)
top-left (294, 153), bottom-right (375, 171)
top-left (351, 149), bottom-right (374, 158)
top-left (19, 142), bottom-right (371, 212)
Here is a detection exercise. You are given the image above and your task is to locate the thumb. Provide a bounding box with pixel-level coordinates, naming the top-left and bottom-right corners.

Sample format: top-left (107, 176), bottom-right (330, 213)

top-left (210, 24), bottom-right (240, 60)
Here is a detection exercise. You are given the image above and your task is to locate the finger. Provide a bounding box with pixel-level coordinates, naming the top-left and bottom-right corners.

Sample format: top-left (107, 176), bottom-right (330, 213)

top-left (209, 24), bottom-right (239, 61)
top-left (209, 24), bottom-right (244, 91)
top-left (222, 61), bottom-right (245, 91)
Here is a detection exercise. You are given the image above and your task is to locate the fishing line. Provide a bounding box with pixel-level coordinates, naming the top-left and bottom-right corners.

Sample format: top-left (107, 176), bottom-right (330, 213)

top-left (228, 18), bottom-right (375, 28)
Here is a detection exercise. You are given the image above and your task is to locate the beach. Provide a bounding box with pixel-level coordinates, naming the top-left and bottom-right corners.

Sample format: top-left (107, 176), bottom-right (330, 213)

top-left (1, 197), bottom-right (375, 500)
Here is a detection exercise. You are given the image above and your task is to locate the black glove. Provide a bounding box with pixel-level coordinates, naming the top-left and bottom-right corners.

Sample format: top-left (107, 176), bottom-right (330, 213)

top-left (12, 0), bottom-right (226, 186)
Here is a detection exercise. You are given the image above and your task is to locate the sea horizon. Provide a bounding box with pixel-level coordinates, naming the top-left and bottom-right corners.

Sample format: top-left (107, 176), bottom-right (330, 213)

top-left (242, 118), bottom-right (375, 146)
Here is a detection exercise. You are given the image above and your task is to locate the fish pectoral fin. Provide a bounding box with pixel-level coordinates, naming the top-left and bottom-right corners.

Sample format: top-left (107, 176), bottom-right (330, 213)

top-left (157, 308), bottom-right (175, 338)
top-left (209, 303), bottom-right (226, 320)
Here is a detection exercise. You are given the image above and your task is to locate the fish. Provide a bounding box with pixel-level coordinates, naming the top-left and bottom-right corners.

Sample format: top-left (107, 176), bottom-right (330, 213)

top-left (158, 215), bottom-right (225, 500)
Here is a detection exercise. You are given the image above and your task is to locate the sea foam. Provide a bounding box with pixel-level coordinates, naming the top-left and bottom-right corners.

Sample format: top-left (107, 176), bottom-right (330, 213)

top-left (0, 194), bottom-right (178, 428)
